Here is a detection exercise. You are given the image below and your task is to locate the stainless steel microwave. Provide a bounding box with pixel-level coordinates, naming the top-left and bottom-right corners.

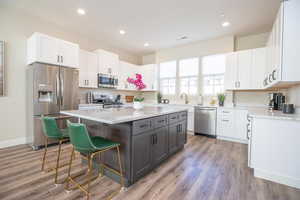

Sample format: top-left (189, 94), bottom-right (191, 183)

top-left (98, 74), bottom-right (118, 88)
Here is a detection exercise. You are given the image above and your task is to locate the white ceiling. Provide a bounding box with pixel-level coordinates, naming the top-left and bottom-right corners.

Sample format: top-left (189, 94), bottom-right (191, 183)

top-left (2, 0), bottom-right (280, 56)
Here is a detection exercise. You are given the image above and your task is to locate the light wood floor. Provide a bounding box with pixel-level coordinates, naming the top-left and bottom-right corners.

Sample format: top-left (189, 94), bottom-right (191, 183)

top-left (0, 135), bottom-right (299, 200)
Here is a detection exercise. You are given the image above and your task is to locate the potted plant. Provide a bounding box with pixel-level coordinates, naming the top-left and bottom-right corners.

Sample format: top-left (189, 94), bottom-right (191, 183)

top-left (133, 97), bottom-right (144, 109)
top-left (217, 93), bottom-right (226, 107)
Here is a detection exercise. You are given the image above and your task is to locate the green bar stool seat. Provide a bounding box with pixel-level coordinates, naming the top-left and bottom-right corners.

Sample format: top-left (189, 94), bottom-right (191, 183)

top-left (66, 120), bottom-right (124, 200)
top-left (41, 117), bottom-right (72, 184)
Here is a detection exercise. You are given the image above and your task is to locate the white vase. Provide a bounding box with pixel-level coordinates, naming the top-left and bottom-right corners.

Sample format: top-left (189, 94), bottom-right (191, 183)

top-left (133, 101), bottom-right (143, 109)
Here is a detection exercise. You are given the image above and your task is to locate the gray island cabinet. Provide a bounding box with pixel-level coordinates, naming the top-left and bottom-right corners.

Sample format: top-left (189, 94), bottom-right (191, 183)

top-left (61, 106), bottom-right (188, 186)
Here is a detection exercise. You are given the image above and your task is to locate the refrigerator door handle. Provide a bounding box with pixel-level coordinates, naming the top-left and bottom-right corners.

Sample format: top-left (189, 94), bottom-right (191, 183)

top-left (56, 72), bottom-right (60, 105)
top-left (60, 72), bottom-right (64, 106)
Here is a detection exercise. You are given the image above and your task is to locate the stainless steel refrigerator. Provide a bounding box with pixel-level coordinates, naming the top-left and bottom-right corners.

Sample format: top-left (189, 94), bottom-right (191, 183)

top-left (27, 63), bottom-right (79, 150)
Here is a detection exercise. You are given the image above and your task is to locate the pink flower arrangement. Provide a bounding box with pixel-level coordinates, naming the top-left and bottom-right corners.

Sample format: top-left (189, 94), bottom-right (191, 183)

top-left (127, 73), bottom-right (146, 90)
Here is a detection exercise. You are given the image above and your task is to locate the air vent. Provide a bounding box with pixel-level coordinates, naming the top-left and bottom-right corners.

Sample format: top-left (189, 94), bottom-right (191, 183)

top-left (177, 36), bottom-right (188, 41)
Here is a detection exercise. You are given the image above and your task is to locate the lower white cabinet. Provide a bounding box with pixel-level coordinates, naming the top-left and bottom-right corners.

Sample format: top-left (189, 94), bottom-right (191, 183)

top-left (249, 117), bottom-right (300, 189)
top-left (217, 108), bottom-right (248, 143)
top-left (187, 111), bottom-right (194, 132)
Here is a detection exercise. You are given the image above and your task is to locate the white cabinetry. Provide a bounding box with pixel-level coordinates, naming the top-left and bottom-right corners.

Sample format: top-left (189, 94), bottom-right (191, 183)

top-left (139, 64), bottom-right (158, 91)
top-left (217, 108), bottom-right (248, 143)
top-left (237, 50), bottom-right (252, 89)
top-left (224, 53), bottom-right (238, 90)
top-left (249, 117), bottom-right (300, 189)
top-left (79, 50), bottom-right (98, 88)
top-left (252, 48), bottom-right (266, 89)
top-left (94, 49), bottom-right (119, 75)
top-left (225, 48), bottom-right (266, 90)
top-left (27, 32), bottom-right (79, 68)
top-left (265, 0), bottom-right (300, 87)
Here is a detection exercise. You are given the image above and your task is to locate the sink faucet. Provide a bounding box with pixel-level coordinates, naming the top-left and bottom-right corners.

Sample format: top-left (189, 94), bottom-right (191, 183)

top-left (180, 93), bottom-right (189, 104)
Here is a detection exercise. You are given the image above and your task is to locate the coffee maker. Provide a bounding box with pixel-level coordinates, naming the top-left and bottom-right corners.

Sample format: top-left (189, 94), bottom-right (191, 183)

top-left (269, 93), bottom-right (286, 110)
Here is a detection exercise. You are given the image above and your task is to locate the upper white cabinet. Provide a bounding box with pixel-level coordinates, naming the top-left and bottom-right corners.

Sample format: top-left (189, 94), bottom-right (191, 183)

top-left (140, 64), bottom-right (158, 91)
top-left (79, 49), bottom-right (98, 88)
top-left (94, 49), bottom-right (119, 75)
top-left (252, 48), bottom-right (266, 89)
top-left (225, 48), bottom-right (266, 90)
top-left (265, 0), bottom-right (300, 87)
top-left (224, 53), bottom-right (238, 90)
top-left (237, 50), bottom-right (252, 89)
top-left (27, 32), bottom-right (79, 68)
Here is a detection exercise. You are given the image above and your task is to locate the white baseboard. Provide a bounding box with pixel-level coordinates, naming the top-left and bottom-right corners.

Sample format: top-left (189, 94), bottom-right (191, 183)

top-left (254, 168), bottom-right (300, 189)
top-left (0, 137), bottom-right (27, 148)
top-left (217, 136), bottom-right (248, 144)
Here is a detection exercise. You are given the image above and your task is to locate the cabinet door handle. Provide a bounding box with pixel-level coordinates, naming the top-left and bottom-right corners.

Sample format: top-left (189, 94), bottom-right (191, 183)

top-left (57, 55), bottom-right (60, 63)
top-left (154, 134), bottom-right (157, 144)
top-left (61, 56), bottom-right (63, 63)
top-left (139, 124), bottom-right (148, 128)
top-left (152, 134), bottom-right (155, 145)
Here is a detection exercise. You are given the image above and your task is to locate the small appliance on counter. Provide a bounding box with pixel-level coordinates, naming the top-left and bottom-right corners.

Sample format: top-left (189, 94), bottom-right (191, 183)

top-left (98, 73), bottom-right (118, 88)
top-left (282, 104), bottom-right (295, 114)
top-left (268, 93), bottom-right (286, 111)
top-left (86, 91), bottom-right (123, 108)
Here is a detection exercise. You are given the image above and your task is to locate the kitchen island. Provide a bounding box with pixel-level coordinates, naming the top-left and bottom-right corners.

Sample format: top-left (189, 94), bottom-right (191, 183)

top-left (61, 106), bottom-right (188, 186)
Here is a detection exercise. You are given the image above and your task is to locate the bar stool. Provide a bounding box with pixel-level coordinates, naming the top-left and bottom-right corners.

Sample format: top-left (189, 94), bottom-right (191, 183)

top-left (41, 117), bottom-right (71, 184)
top-left (66, 120), bottom-right (124, 200)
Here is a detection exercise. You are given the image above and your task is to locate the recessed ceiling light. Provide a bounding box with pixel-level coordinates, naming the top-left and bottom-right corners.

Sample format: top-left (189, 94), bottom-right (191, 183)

top-left (144, 43), bottom-right (149, 47)
top-left (77, 8), bottom-right (86, 15)
top-left (222, 21), bottom-right (230, 27)
top-left (119, 30), bottom-right (126, 35)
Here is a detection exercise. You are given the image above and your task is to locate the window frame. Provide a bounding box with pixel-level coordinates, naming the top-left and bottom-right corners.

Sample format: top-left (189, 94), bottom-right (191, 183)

top-left (158, 54), bottom-right (226, 99)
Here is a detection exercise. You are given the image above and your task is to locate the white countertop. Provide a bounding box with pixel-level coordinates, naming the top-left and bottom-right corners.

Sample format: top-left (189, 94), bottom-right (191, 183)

top-left (61, 106), bottom-right (188, 124)
top-left (248, 108), bottom-right (300, 121)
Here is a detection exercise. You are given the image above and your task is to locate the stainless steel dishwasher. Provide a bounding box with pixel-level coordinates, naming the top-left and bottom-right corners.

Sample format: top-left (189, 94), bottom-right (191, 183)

top-left (194, 107), bottom-right (217, 137)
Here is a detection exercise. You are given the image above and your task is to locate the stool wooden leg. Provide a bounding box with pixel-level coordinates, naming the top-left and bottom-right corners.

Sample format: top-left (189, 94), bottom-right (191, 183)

top-left (66, 147), bottom-right (75, 191)
top-left (41, 138), bottom-right (48, 171)
top-left (116, 146), bottom-right (124, 188)
top-left (54, 140), bottom-right (63, 184)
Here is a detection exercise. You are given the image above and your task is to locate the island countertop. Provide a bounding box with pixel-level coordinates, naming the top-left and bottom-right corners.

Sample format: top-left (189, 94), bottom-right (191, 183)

top-left (60, 106), bottom-right (188, 124)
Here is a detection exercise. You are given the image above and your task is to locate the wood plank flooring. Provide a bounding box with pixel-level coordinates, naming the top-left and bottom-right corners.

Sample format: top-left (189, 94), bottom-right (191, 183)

top-left (0, 135), bottom-right (299, 200)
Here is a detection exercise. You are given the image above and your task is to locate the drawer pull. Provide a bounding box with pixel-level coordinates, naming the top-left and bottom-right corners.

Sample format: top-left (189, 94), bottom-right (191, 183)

top-left (222, 111), bottom-right (230, 113)
top-left (158, 120), bottom-right (165, 123)
top-left (222, 120), bottom-right (229, 122)
top-left (171, 117), bottom-right (177, 120)
top-left (139, 124), bottom-right (149, 128)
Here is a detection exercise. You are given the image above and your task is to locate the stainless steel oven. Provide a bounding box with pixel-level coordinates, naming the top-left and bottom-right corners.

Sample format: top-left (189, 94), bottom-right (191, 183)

top-left (98, 73), bottom-right (118, 88)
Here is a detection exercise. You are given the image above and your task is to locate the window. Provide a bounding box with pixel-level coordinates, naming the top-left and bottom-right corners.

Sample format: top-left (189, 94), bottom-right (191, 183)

top-left (159, 61), bottom-right (176, 95)
top-left (202, 54), bottom-right (226, 95)
top-left (179, 58), bottom-right (199, 95)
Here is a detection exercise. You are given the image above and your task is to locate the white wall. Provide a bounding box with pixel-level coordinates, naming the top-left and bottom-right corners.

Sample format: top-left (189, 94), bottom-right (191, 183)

top-left (235, 32), bottom-right (269, 51)
top-left (156, 36), bottom-right (234, 63)
top-left (142, 54), bottom-right (156, 65)
top-left (0, 6), bottom-right (140, 145)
